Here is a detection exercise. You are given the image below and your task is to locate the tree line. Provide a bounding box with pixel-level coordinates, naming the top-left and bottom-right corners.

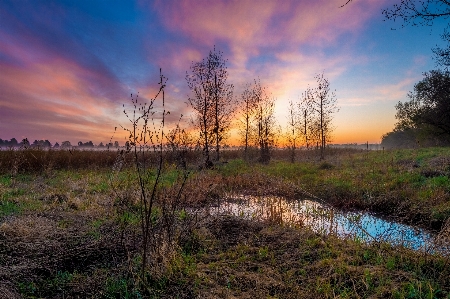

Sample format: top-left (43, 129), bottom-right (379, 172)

top-left (0, 138), bottom-right (121, 149)
top-left (185, 47), bottom-right (339, 166)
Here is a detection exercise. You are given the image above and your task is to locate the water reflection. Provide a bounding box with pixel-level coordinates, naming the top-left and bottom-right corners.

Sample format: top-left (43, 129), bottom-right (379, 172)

top-left (208, 194), bottom-right (449, 254)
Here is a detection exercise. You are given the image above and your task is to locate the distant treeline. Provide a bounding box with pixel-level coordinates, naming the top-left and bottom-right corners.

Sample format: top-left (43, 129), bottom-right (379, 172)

top-left (1, 137), bottom-right (384, 151)
top-left (0, 138), bottom-right (121, 149)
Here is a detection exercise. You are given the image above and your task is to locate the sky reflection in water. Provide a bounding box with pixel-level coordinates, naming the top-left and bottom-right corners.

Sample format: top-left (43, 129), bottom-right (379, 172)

top-left (209, 195), bottom-right (449, 254)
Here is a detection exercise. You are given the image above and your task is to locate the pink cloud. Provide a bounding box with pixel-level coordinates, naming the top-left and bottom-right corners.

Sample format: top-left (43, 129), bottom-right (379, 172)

top-left (154, 0), bottom-right (277, 47)
top-left (0, 59), bottom-right (116, 115)
top-left (154, 0), bottom-right (387, 63)
top-left (374, 77), bottom-right (417, 102)
top-left (151, 0), bottom-right (388, 129)
top-left (0, 57), bottom-right (126, 143)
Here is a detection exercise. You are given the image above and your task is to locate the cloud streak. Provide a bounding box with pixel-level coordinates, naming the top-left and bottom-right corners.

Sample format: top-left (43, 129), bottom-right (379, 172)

top-left (0, 0), bottom-right (438, 144)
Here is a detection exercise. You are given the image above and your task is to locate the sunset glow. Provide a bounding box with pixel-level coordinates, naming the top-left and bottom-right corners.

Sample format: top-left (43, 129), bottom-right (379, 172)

top-left (0, 0), bottom-right (447, 145)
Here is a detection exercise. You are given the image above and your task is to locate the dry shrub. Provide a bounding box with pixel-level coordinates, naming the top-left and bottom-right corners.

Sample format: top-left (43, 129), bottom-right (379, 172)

top-left (0, 147), bottom-right (366, 175)
top-left (181, 172), bottom-right (227, 206)
top-left (67, 197), bottom-right (83, 210)
top-left (269, 147), bottom-right (363, 163)
top-left (317, 161), bottom-right (335, 170)
top-left (0, 148), bottom-right (204, 175)
top-left (39, 193), bottom-right (68, 204)
top-left (179, 170), bottom-right (300, 209)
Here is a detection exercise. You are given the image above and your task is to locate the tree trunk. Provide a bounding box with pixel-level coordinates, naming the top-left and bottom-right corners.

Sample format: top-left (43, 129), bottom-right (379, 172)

top-left (203, 93), bottom-right (210, 167)
top-left (244, 101), bottom-right (249, 159)
top-left (214, 74), bottom-right (220, 162)
top-left (320, 94), bottom-right (324, 160)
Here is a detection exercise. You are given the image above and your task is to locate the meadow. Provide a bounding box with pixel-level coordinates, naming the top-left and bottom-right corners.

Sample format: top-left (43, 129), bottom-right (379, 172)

top-left (1, 147), bottom-right (450, 298)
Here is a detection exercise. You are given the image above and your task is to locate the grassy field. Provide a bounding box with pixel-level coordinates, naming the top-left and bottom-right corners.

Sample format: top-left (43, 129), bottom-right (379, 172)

top-left (218, 147), bottom-right (450, 230)
top-left (1, 147), bottom-right (450, 298)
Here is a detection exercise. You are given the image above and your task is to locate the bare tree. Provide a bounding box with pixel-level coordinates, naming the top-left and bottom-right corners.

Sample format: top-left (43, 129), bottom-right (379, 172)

top-left (118, 70), bottom-right (190, 289)
top-left (286, 99), bottom-right (299, 162)
top-left (238, 81), bottom-right (259, 159)
top-left (382, 0), bottom-right (450, 68)
top-left (186, 56), bottom-right (213, 167)
top-left (252, 80), bottom-right (277, 164)
top-left (382, 0), bottom-right (450, 27)
top-left (343, 1), bottom-right (450, 67)
top-left (210, 49), bottom-right (234, 162)
top-left (165, 117), bottom-right (195, 170)
top-left (343, 0), bottom-right (450, 27)
top-left (342, 0), bottom-right (450, 21)
top-left (120, 70), bottom-right (168, 286)
top-left (186, 47), bottom-right (234, 167)
top-left (307, 73), bottom-right (339, 159)
top-left (433, 27), bottom-right (450, 69)
top-left (298, 91), bottom-right (312, 149)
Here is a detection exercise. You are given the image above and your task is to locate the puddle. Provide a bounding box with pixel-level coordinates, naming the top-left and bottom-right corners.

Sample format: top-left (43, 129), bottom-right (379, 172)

top-left (206, 194), bottom-right (450, 254)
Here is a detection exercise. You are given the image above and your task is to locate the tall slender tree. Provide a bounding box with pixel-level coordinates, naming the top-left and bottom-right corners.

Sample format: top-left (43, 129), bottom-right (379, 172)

top-left (186, 47), bottom-right (234, 166)
top-left (238, 81), bottom-right (259, 159)
top-left (252, 80), bottom-right (276, 164)
top-left (211, 49), bottom-right (234, 162)
top-left (298, 90), bottom-right (312, 149)
top-left (308, 73), bottom-right (339, 159)
top-left (286, 99), bottom-right (299, 162)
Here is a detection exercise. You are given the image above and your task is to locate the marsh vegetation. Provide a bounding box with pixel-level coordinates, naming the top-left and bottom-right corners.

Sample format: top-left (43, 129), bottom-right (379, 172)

top-left (1, 146), bottom-right (450, 298)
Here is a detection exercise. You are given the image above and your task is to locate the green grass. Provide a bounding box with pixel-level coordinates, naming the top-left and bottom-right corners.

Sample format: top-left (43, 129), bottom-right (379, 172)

top-left (87, 219), bottom-right (105, 240)
top-left (162, 220), bottom-right (450, 298)
top-left (0, 175), bottom-right (12, 186)
top-left (2, 147), bottom-right (450, 298)
top-left (18, 271), bottom-right (77, 298)
top-left (104, 276), bottom-right (141, 299)
top-left (117, 210), bottom-right (141, 227)
top-left (212, 147), bottom-right (450, 229)
top-left (2, 147), bottom-right (449, 229)
top-left (0, 200), bottom-right (20, 217)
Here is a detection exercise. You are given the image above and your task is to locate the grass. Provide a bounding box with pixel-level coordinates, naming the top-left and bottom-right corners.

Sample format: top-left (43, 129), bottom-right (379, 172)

top-left (0, 147), bottom-right (449, 297)
top-left (214, 147), bottom-right (450, 230)
top-left (0, 200), bottom-right (20, 217)
top-left (173, 218), bottom-right (450, 298)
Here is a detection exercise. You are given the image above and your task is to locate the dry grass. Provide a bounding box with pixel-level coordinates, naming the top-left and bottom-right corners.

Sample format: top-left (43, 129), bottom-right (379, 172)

top-left (168, 216), bottom-right (450, 298)
top-left (1, 147), bottom-right (450, 297)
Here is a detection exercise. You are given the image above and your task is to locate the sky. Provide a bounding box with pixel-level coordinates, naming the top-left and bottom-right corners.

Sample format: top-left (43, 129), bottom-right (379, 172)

top-left (0, 0), bottom-right (448, 145)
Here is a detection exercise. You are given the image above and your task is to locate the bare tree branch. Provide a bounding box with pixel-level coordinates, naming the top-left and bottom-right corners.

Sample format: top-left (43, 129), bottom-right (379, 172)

top-left (382, 0), bottom-right (450, 27)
